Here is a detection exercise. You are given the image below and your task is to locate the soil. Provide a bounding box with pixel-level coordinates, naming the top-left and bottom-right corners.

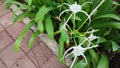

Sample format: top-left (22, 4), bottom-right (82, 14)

top-left (110, 54), bottom-right (120, 68)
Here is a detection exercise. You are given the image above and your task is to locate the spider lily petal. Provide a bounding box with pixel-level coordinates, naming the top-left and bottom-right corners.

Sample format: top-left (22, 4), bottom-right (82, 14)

top-left (58, 3), bottom-right (70, 8)
top-left (80, 10), bottom-right (91, 24)
top-left (61, 13), bottom-right (73, 30)
top-left (81, 2), bottom-right (93, 7)
top-left (88, 33), bottom-right (99, 41)
top-left (85, 45), bottom-right (98, 50)
top-left (59, 9), bottom-right (70, 19)
top-left (62, 46), bottom-right (74, 59)
top-left (70, 56), bottom-right (77, 68)
top-left (81, 53), bottom-right (87, 63)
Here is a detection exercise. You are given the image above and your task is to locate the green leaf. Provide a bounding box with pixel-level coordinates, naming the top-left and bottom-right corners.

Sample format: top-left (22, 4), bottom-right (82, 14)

top-left (97, 37), bottom-right (106, 43)
top-left (45, 15), bottom-right (54, 39)
top-left (26, 0), bottom-right (32, 5)
top-left (28, 30), bottom-right (40, 49)
top-left (37, 17), bottom-right (44, 33)
top-left (14, 20), bottom-right (34, 52)
top-left (97, 53), bottom-right (109, 68)
top-left (12, 11), bottom-right (31, 23)
top-left (61, 29), bottom-right (69, 44)
top-left (94, 0), bottom-right (113, 17)
top-left (73, 58), bottom-right (89, 68)
top-left (6, 0), bottom-right (29, 7)
top-left (58, 36), bottom-right (64, 63)
top-left (91, 22), bottom-right (120, 29)
top-left (89, 49), bottom-right (99, 68)
top-left (94, 14), bottom-right (120, 21)
top-left (35, 6), bottom-right (53, 22)
top-left (111, 41), bottom-right (119, 52)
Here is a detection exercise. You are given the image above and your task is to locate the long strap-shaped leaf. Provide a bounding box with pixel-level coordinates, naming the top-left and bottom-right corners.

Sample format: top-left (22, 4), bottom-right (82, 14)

top-left (94, 14), bottom-right (120, 21)
top-left (14, 20), bottom-right (35, 52)
top-left (37, 17), bottom-right (44, 33)
top-left (58, 35), bottom-right (65, 63)
top-left (12, 11), bottom-right (31, 23)
top-left (91, 22), bottom-right (120, 29)
top-left (45, 14), bottom-right (54, 39)
top-left (35, 6), bottom-right (54, 22)
top-left (97, 53), bottom-right (109, 68)
top-left (28, 30), bottom-right (40, 49)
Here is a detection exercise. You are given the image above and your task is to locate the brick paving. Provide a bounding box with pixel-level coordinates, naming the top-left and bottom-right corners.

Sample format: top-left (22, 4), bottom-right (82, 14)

top-left (0, 1), bottom-right (67, 68)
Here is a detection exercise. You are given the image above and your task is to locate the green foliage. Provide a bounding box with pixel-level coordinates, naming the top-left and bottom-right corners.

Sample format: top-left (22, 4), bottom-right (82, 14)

top-left (97, 53), bottom-right (109, 68)
top-left (28, 30), bottom-right (40, 49)
top-left (35, 6), bottom-right (53, 22)
top-left (14, 20), bottom-right (34, 52)
top-left (45, 14), bottom-right (54, 39)
top-left (5, 0), bottom-right (120, 68)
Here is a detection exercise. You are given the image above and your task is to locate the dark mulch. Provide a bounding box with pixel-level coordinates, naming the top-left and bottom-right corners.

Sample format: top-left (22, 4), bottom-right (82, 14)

top-left (110, 54), bottom-right (120, 68)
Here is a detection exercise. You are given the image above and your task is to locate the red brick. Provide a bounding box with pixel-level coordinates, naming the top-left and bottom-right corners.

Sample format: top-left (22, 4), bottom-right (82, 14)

top-left (0, 43), bottom-right (25, 67)
top-left (7, 22), bottom-right (25, 39)
top-left (28, 49), bottom-right (40, 68)
top-left (0, 12), bottom-right (13, 28)
top-left (0, 61), bottom-right (7, 68)
top-left (11, 55), bottom-right (37, 68)
top-left (0, 24), bottom-right (4, 32)
top-left (0, 31), bottom-right (13, 52)
top-left (42, 55), bottom-right (67, 68)
top-left (39, 42), bottom-right (54, 59)
top-left (32, 45), bottom-right (48, 67)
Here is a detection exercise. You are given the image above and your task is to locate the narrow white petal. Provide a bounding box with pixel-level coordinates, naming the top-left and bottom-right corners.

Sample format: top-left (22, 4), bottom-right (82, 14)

top-left (78, 38), bottom-right (88, 46)
top-left (80, 10), bottom-right (91, 24)
top-left (63, 47), bottom-right (74, 58)
top-left (59, 9), bottom-right (70, 19)
top-left (70, 56), bottom-right (77, 68)
top-left (62, 52), bottom-right (73, 60)
top-left (81, 2), bottom-right (93, 7)
top-left (85, 45), bottom-right (98, 50)
top-left (61, 13), bottom-right (73, 31)
top-left (81, 54), bottom-right (87, 64)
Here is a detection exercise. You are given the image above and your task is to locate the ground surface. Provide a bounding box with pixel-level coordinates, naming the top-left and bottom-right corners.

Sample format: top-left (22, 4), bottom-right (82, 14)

top-left (0, 1), bottom-right (67, 68)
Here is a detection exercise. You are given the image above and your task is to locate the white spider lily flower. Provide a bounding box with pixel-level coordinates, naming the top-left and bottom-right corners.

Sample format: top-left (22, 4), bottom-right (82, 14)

top-left (62, 41), bottom-right (98, 68)
top-left (58, 2), bottom-right (92, 30)
top-left (62, 30), bottom-right (99, 68)
top-left (88, 33), bottom-right (99, 41)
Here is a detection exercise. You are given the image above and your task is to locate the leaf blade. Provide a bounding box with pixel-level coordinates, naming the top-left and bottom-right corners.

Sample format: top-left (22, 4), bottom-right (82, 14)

top-left (97, 53), bottom-right (109, 68)
top-left (14, 20), bottom-right (34, 52)
top-left (28, 30), bottom-right (40, 49)
top-left (45, 15), bottom-right (54, 39)
top-left (35, 6), bottom-right (53, 22)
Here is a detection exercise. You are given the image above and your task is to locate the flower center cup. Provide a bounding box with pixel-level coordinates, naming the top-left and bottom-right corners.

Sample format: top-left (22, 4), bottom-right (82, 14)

top-left (70, 4), bottom-right (81, 14)
top-left (72, 46), bottom-right (85, 56)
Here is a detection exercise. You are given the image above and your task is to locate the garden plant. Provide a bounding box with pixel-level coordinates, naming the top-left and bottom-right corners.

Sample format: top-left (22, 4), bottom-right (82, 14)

top-left (5, 0), bottom-right (120, 68)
